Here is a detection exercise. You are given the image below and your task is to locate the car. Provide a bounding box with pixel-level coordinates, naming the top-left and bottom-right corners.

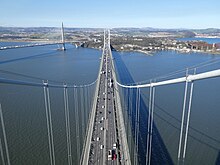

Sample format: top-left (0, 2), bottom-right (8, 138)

top-left (112, 149), bottom-right (117, 160)
top-left (109, 82), bottom-right (113, 88)
top-left (113, 143), bottom-right (117, 149)
top-left (97, 137), bottom-right (100, 141)
top-left (101, 117), bottom-right (104, 120)
top-left (108, 150), bottom-right (112, 160)
top-left (100, 145), bottom-right (104, 149)
top-left (100, 127), bottom-right (104, 130)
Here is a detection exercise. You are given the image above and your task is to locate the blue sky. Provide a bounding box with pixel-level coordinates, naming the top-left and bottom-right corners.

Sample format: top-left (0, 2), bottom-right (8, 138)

top-left (1, 0), bottom-right (220, 28)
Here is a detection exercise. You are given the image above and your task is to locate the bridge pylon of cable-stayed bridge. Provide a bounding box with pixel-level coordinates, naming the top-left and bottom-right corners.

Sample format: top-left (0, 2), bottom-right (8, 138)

top-left (81, 30), bottom-right (131, 165)
top-left (61, 22), bottom-right (66, 51)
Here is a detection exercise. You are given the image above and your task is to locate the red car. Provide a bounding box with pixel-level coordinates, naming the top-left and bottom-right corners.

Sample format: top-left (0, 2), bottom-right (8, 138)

top-left (112, 149), bottom-right (117, 160)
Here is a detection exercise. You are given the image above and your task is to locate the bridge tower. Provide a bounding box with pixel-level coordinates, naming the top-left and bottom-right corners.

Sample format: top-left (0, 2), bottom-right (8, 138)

top-left (61, 22), bottom-right (66, 51)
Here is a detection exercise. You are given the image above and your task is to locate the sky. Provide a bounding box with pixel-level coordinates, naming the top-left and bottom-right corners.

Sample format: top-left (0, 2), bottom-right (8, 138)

top-left (1, 0), bottom-right (220, 28)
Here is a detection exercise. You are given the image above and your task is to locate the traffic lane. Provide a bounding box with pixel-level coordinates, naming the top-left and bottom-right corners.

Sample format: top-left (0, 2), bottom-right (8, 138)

top-left (110, 77), bottom-right (118, 165)
top-left (101, 59), bottom-right (108, 158)
top-left (92, 96), bottom-right (103, 164)
top-left (89, 52), bottom-right (107, 164)
top-left (89, 51), bottom-right (117, 164)
top-left (94, 103), bottom-right (103, 163)
top-left (95, 103), bottom-right (105, 161)
top-left (106, 84), bottom-right (118, 163)
top-left (108, 102), bottom-right (117, 164)
top-left (90, 76), bottom-right (106, 164)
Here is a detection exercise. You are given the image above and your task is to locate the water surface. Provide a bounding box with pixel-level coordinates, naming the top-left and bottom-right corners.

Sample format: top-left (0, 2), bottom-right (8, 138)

top-left (0, 41), bottom-right (220, 165)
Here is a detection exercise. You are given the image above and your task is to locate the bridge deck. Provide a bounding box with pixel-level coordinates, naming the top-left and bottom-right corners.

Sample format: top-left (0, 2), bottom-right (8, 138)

top-left (0, 42), bottom-right (64, 50)
top-left (81, 31), bottom-right (131, 165)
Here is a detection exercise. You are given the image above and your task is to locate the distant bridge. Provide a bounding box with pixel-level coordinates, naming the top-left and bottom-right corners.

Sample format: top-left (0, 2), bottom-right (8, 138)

top-left (0, 41), bottom-right (84, 51)
top-left (0, 42), bottom-right (63, 50)
top-left (1, 23), bottom-right (70, 51)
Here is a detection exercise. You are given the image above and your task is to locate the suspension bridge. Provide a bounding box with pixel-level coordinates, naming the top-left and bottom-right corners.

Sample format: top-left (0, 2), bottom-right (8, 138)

top-left (0, 28), bottom-right (220, 165)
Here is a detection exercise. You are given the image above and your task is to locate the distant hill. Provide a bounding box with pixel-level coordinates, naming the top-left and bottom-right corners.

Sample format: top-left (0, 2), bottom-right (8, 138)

top-left (0, 26), bottom-right (104, 33)
top-left (192, 28), bottom-right (220, 34)
top-left (0, 26), bottom-right (219, 39)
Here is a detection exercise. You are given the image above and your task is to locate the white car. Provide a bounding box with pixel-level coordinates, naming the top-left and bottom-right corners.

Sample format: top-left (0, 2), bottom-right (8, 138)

top-left (113, 143), bottom-right (117, 149)
top-left (100, 145), bottom-right (104, 149)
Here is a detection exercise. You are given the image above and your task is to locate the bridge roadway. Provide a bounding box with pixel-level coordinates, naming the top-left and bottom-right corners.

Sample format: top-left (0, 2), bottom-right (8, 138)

top-left (88, 39), bottom-right (118, 164)
top-left (81, 31), bottom-right (131, 165)
top-left (0, 42), bottom-right (64, 50)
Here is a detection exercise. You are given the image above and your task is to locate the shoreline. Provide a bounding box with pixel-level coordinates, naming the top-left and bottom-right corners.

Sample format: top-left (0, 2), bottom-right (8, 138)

top-left (1, 39), bottom-right (220, 55)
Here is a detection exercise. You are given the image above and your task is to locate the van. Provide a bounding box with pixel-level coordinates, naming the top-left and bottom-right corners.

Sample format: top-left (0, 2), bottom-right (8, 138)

top-left (108, 150), bottom-right (112, 160)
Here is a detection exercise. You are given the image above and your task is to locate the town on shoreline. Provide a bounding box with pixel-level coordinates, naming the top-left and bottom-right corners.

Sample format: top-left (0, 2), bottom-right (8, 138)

top-left (1, 27), bottom-right (220, 55)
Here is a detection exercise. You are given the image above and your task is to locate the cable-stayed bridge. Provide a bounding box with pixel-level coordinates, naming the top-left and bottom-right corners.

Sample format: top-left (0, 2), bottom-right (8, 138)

top-left (0, 29), bottom-right (220, 165)
top-left (0, 23), bottom-right (68, 51)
